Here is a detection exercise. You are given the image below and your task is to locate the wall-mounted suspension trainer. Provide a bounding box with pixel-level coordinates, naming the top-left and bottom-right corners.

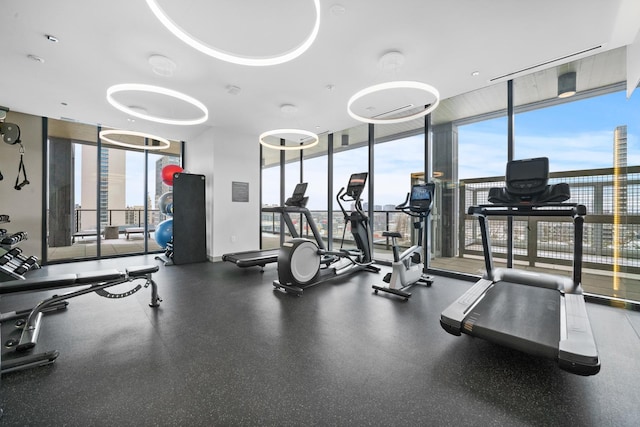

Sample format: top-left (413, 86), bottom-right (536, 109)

top-left (0, 122), bottom-right (29, 190)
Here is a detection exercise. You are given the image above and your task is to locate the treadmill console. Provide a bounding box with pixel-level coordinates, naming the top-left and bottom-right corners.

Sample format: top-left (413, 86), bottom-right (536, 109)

top-left (345, 172), bottom-right (368, 200)
top-left (506, 157), bottom-right (549, 196)
top-left (285, 182), bottom-right (309, 207)
top-left (409, 183), bottom-right (435, 212)
top-left (488, 157), bottom-right (571, 204)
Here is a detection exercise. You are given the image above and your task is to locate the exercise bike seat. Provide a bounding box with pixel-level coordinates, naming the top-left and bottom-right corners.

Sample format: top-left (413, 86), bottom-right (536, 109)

top-left (382, 231), bottom-right (402, 238)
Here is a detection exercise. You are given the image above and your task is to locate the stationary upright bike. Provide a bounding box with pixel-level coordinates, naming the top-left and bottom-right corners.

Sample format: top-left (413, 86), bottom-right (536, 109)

top-left (273, 172), bottom-right (380, 295)
top-left (373, 183), bottom-right (435, 300)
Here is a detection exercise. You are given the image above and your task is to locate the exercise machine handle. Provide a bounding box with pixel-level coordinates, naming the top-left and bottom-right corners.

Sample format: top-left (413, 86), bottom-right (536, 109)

top-left (395, 192), bottom-right (411, 210)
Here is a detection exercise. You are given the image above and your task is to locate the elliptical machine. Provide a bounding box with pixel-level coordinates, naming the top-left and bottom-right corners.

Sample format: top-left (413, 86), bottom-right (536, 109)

top-left (273, 172), bottom-right (380, 296)
top-left (373, 183), bottom-right (435, 300)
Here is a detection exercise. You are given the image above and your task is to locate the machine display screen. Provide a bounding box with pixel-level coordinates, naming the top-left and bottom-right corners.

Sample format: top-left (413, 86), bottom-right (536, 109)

top-left (346, 172), bottom-right (368, 198)
top-left (411, 184), bottom-right (432, 202)
top-left (506, 157), bottom-right (548, 194)
top-left (292, 182), bottom-right (308, 199)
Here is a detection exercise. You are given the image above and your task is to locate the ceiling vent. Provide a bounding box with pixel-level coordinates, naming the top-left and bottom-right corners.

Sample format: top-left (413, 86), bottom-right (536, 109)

top-left (489, 45), bottom-right (603, 82)
top-left (372, 104), bottom-right (415, 119)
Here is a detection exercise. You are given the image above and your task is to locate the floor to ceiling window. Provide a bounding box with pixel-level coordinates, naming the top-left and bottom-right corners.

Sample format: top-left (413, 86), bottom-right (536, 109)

top-left (300, 134), bottom-right (328, 247)
top-left (46, 119), bottom-right (181, 263)
top-left (260, 139), bottom-right (280, 250)
top-left (372, 118), bottom-right (425, 262)
top-left (512, 87), bottom-right (640, 301)
top-left (332, 125), bottom-right (369, 251)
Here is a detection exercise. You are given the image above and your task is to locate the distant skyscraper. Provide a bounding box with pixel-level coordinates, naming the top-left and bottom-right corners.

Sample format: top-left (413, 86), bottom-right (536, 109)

top-left (612, 125), bottom-right (628, 292)
top-left (80, 145), bottom-right (126, 230)
top-left (613, 125), bottom-right (628, 215)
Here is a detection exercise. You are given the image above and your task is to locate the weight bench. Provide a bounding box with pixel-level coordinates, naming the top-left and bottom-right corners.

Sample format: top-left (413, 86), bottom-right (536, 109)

top-left (0, 265), bottom-right (161, 374)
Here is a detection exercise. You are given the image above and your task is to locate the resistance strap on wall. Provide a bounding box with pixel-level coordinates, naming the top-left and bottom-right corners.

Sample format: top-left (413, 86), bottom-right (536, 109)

top-left (0, 122), bottom-right (28, 190)
top-left (14, 143), bottom-right (29, 190)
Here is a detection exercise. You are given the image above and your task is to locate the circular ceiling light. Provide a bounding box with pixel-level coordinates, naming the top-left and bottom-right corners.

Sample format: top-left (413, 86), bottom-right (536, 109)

top-left (99, 129), bottom-right (171, 150)
top-left (347, 81), bottom-right (440, 125)
top-left (259, 129), bottom-right (319, 151)
top-left (145, 0), bottom-right (320, 67)
top-left (106, 83), bottom-right (208, 125)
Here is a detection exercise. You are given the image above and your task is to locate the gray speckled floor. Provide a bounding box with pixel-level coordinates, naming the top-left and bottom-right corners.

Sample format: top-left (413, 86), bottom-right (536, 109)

top-left (1, 255), bottom-right (639, 426)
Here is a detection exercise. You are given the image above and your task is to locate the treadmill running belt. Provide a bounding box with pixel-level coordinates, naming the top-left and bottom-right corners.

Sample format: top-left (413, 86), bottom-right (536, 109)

top-left (463, 281), bottom-right (560, 360)
top-left (223, 249), bottom-right (279, 267)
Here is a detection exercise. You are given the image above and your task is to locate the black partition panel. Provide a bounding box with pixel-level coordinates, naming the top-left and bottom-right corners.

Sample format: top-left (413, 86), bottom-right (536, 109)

top-left (172, 173), bottom-right (207, 265)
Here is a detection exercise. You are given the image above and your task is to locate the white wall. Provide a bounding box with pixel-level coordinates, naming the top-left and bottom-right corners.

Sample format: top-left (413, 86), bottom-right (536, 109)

top-left (185, 127), bottom-right (261, 260)
top-left (0, 112), bottom-right (43, 260)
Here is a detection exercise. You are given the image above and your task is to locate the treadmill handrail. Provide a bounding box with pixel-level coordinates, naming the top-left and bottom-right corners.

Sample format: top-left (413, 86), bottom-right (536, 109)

top-left (262, 205), bottom-right (326, 251)
top-left (469, 203), bottom-right (586, 217)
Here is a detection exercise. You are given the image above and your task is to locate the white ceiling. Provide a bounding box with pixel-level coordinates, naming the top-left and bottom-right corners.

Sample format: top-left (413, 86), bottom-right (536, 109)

top-left (1, 0), bottom-right (639, 143)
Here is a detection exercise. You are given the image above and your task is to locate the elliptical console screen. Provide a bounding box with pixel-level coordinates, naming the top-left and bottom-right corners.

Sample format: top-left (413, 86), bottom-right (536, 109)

top-left (410, 183), bottom-right (434, 211)
top-left (346, 172), bottom-right (368, 199)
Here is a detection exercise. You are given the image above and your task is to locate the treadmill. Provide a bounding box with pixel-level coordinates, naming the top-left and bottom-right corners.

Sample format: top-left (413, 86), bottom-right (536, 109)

top-left (222, 183), bottom-right (325, 271)
top-left (440, 157), bottom-right (600, 376)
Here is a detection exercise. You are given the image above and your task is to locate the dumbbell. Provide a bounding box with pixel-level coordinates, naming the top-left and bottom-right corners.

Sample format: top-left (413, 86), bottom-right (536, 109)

top-left (14, 256), bottom-right (39, 275)
top-left (0, 252), bottom-right (14, 266)
top-left (2, 247), bottom-right (22, 260)
top-left (0, 214), bottom-right (10, 222)
top-left (1, 231), bottom-right (28, 246)
top-left (0, 247), bottom-right (25, 268)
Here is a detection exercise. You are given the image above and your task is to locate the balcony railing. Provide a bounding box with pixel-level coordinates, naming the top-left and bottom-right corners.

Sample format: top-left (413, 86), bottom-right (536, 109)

top-left (73, 208), bottom-right (165, 233)
top-left (460, 166), bottom-right (640, 275)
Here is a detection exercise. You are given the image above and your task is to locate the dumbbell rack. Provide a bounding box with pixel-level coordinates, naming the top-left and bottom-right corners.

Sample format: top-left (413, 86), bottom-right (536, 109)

top-left (0, 214), bottom-right (40, 280)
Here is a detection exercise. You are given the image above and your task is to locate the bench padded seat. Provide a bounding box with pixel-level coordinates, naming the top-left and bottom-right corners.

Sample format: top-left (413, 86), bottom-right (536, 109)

top-left (75, 269), bottom-right (123, 284)
top-left (0, 274), bottom-right (78, 294)
top-left (126, 265), bottom-right (159, 277)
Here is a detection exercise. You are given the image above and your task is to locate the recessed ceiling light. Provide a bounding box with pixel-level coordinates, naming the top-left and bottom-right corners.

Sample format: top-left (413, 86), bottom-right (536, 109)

top-left (27, 54), bottom-right (45, 63)
top-left (145, 0), bottom-right (320, 66)
top-left (471, 71), bottom-right (480, 77)
top-left (280, 104), bottom-right (298, 114)
top-left (378, 50), bottom-right (405, 71)
top-left (127, 105), bottom-right (148, 114)
top-left (60, 102), bottom-right (68, 106)
top-left (226, 85), bottom-right (242, 95)
top-left (330, 4), bottom-right (346, 15)
top-left (148, 54), bottom-right (177, 77)
top-left (46, 34), bottom-right (59, 43)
